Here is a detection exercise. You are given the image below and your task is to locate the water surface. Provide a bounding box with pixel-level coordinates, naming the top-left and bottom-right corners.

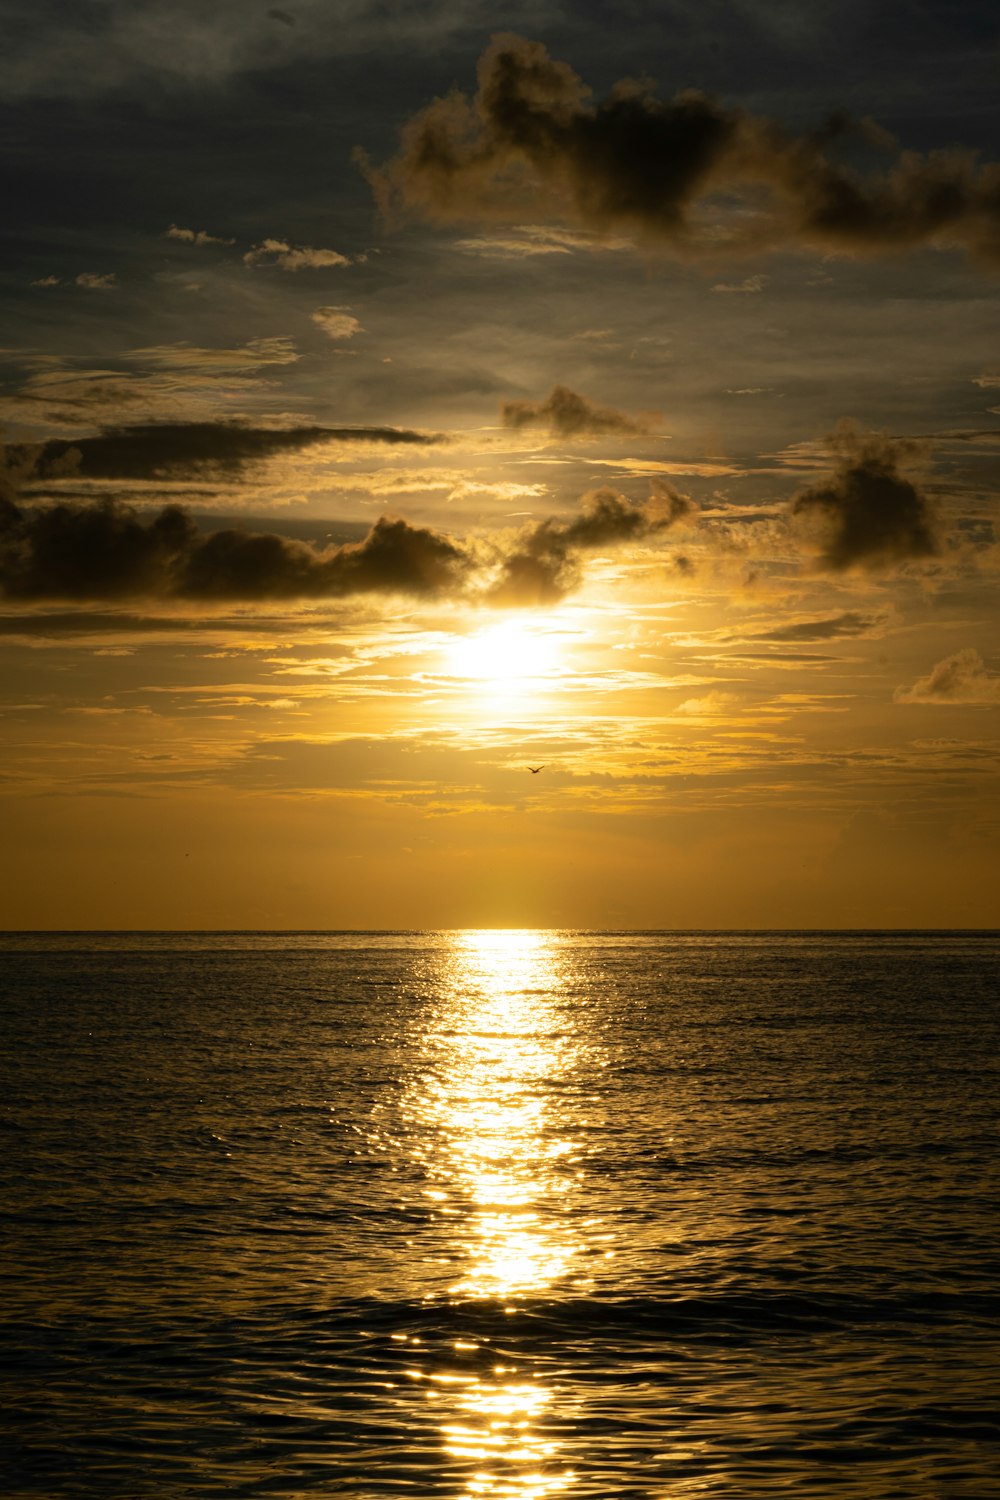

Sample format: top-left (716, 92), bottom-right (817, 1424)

top-left (2, 930), bottom-right (997, 1496)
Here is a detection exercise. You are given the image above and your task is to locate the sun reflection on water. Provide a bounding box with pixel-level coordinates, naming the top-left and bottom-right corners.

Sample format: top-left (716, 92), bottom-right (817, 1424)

top-left (432, 931), bottom-right (579, 1300)
top-left (409, 929), bottom-right (591, 1497)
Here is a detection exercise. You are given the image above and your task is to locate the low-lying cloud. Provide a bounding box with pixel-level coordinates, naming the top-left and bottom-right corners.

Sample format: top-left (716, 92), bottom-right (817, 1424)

top-left (0, 496), bottom-right (470, 602)
top-left (0, 448), bottom-right (691, 606)
top-left (365, 33), bottom-right (1000, 266)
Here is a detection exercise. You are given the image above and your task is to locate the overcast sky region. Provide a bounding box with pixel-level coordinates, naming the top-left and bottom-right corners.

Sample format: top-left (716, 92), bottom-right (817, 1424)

top-left (3, 0), bottom-right (1000, 927)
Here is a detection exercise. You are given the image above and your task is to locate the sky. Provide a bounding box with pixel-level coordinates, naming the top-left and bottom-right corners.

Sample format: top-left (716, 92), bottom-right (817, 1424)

top-left (2, 0), bottom-right (1000, 929)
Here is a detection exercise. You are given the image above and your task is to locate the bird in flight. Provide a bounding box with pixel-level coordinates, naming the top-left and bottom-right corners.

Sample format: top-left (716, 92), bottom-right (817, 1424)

top-left (528, 765), bottom-right (545, 774)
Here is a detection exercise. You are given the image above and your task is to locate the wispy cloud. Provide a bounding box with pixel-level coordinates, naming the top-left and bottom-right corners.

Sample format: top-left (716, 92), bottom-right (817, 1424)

top-left (129, 337), bottom-right (299, 370)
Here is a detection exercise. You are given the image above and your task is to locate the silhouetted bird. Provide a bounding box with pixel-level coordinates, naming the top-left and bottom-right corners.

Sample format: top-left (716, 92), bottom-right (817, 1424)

top-left (528, 766), bottom-right (545, 774)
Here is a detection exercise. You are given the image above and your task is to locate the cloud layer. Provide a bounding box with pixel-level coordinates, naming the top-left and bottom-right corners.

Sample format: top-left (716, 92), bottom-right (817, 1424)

top-left (367, 33), bottom-right (1000, 265)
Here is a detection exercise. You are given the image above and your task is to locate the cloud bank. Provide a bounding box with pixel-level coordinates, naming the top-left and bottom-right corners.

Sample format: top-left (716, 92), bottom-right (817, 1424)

top-left (0, 448), bottom-right (689, 606)
top-left (366, 33), bottom-right (1000, 265)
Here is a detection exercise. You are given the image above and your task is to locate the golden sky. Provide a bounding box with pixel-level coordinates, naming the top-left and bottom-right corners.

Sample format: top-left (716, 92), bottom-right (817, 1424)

top-left (2, 13), bottom-right (1000, 927)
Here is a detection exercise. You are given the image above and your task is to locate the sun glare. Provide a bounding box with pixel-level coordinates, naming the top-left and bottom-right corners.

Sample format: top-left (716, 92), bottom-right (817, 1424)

top-left (446, 619), bottom-right (562, 694)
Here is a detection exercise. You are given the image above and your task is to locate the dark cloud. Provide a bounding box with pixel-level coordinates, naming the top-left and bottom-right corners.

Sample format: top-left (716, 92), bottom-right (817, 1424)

top-left (366, 33), bottom-right (1000, 265)
top-left (501, 385), bottom-right (656, 439)
top-left (17, 421), bottom-right (442, 484)
top-left (750, 610), bottom-right (886, 642)
top-left (788, 424), bottom-right (939, 571)
top-left (489, 480), bottom-right (694, 605)
top-left (0, 439), bottom-right (695, 607)
top-left (0, 495), bottom-right (470, 603)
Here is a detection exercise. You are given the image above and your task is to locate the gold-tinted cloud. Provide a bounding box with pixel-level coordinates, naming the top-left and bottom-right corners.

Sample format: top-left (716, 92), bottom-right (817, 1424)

top-left (310, 306), bottom-right (364, 339)
top-left (165, 225), bottom-right (234, 247)
top-left (244, 238), bottom-right (351, 270)
top-left (895, 647), bottom-right (1000, 704)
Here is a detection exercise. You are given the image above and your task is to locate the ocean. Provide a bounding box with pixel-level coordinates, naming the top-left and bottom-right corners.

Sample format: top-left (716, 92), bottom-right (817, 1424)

top-left (1, 930), bottom-right (997, 1498)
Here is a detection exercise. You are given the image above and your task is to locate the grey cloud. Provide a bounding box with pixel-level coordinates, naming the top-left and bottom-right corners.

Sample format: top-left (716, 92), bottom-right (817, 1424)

top-left (19, 421), bottom-right (443, 484)
top-left (501, 385), bottom-right (657, 439)
top-left (895, 647), bottom-right (1000, 705)
top-left (367, 33), bottom-right (1000, 266)
top-left (489, 480), bottom-right (694, 605)
top-left (711, 276), bottom-right (768, 293)
top-left (788, 423), bottom-right (939, 571)
top-left (750, 610), bottom-right (886, 642)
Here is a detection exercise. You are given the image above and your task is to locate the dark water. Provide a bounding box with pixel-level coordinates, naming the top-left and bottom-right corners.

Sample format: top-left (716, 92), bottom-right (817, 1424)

top-left (1, 930), bottom-right (998, 1498)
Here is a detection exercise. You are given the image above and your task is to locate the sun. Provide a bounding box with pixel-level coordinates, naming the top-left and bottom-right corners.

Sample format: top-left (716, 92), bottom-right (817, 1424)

top-left (445, 617), bottom-right (562, 696)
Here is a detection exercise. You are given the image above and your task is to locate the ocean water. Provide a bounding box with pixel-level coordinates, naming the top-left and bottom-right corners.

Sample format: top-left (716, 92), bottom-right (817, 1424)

top-left (1, 930), bottom-right (998, 1498)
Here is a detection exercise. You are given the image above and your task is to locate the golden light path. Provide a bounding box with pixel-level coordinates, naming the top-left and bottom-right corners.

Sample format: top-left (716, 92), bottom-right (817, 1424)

top-left (408, 930), bottom-right (600, 1498)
